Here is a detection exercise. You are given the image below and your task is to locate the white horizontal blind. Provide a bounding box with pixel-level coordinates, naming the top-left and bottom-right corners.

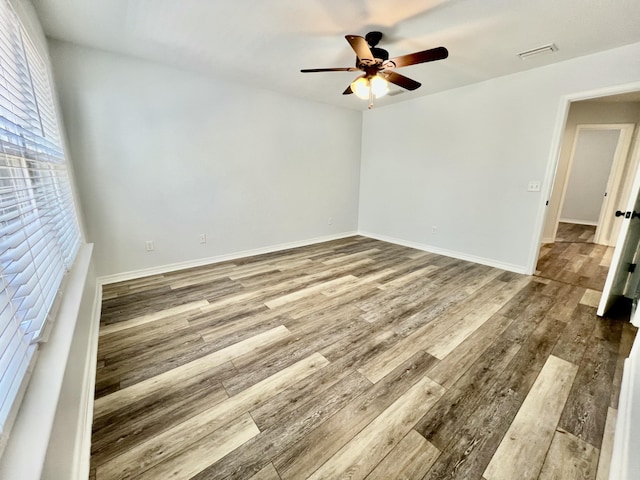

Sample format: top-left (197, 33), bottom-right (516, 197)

top-left (0, 0), bottom-right (81, 453)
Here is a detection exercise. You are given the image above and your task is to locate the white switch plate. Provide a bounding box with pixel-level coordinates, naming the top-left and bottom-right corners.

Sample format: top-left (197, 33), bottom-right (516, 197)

top-left (527, 181), bottom-right (541, 192)
top-left (145, 240), bottom-right (154, 251)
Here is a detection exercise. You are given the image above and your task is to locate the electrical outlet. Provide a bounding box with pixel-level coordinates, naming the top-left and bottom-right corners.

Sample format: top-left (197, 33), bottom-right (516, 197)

top-left (199, 234), bottom-right (207, 244)
top-left (432, 226), bottom-right (437, 234)
top-left (145, 240), bottom-right (154, 251)
top-left (527, 181), bottom-right (541, 192)
top-left (328, 217), bottom-right (333, 225)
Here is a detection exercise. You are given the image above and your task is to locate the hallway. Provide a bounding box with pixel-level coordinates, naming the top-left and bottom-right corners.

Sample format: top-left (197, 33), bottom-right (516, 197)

top-left (535, 222), bottom-right (613, 292)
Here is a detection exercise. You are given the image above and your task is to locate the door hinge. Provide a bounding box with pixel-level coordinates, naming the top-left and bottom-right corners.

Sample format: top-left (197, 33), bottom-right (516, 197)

top-left (629, 263), bottom-right (637, 273)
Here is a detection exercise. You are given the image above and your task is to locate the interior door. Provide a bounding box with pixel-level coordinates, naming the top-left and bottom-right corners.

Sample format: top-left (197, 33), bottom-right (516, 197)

top-left (598, 186), bottom-right (640, 316)
top-left (595, 124), bottom-right (636, 246)
top-left (560, 128), bottom-right (620, 231)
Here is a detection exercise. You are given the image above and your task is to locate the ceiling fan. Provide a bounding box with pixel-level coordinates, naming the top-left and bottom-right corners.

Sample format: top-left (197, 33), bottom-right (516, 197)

top-left (301, 31), bottom-right (448, 108)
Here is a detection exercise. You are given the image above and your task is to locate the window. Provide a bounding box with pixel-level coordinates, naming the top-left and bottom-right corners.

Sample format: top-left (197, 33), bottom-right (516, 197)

top-left (0, 0), bottom-right (81, 453)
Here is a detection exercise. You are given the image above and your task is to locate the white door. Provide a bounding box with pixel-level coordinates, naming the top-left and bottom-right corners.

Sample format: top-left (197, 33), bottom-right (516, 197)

top-left (560, 128), bottom-right (620, 228)
top-left (595, 124), bottom-right (636, 246)
top-left (598, 177), bottom-right (640, 316)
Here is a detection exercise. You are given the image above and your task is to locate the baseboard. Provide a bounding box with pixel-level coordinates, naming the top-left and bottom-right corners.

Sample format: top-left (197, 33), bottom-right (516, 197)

top-left (358, 231), bottom-right (528, 275)
top-left (72, 283), bottom-right (102, 480)
top-left (98, 231), bottom-right (359, 285)
top-left (558, 218), bottom-right (598, 226)
top-left (541, 237), bottom-right (555, 244)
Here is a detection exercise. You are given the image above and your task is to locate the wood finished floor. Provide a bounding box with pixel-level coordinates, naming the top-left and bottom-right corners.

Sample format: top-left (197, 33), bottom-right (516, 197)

top-left (91, 236), bottom-right (637, 480)
top-left (555, 222), bottom-right (596, 243)
top-left (536, 224), bottom-right (612, 292)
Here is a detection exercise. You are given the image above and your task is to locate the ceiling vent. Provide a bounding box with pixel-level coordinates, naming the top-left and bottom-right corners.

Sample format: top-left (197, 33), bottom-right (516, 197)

top-left (517, 43), bottom-right (558, 59)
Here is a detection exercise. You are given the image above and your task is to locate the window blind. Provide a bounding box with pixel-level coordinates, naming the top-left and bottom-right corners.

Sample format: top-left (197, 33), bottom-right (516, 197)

top-left (0, 0), bottom-right (81, 453)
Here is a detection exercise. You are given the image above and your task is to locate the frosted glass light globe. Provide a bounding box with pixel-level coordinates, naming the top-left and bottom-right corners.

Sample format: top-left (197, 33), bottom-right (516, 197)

top-left (351, 77), bottom-right (370, 100)
top-left (370, 75), bottom-right (389, 98)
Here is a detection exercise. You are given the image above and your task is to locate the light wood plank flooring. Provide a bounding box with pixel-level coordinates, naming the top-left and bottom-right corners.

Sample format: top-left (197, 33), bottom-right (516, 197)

top-left (555, 222), bottom-right (596, 243)
top-left (536, 239), bottom-right (612, 291)
top-left (91, 236), bottom-right (636, 480)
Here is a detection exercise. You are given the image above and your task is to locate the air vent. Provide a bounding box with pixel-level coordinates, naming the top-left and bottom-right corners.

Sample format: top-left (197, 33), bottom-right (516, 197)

top-left (517, 43), bottom-right (558, 60)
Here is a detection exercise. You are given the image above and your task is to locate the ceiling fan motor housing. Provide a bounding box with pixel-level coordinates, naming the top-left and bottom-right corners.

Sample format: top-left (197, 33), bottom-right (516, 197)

top-left (355, 48), bottom-right (389, 68)
top-left (362, 32), bottom-right (388, 64)
top-left (370, 47), bottom-right (389, 61)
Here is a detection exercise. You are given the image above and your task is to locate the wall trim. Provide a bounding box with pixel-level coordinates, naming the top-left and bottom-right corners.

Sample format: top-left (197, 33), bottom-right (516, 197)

top-left (558, 218), bottom-right (599, 226)
top-left (98, 231), bottom-right (359, 285)
top-left (72, 282), bottom-right (102, 480)
top-left (358, 231), bottom-right (528, 274)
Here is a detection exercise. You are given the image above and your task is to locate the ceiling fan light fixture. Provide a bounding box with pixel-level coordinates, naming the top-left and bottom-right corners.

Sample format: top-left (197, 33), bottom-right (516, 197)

top-left (370, 75), bottom-right (389, 98)
top-left (351, 75), bottom-right (389, 100)
top-left (302, 32), bottom-right (448, 104)
top-left (351, 77), bottom-right (370, 99)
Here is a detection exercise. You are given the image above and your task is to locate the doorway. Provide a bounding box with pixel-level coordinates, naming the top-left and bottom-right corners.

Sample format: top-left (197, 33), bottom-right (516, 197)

top-left (535, 90), bottom-right (640, 313)
top-left (543, 117), bottom-right (638, 248)
top-left (555, 124), bottom-right (635, 246)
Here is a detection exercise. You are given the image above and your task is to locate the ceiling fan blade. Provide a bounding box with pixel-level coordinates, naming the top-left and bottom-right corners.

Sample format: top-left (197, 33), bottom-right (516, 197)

top-left (382, 71), bottom-right (421, 91)
top-left (389, 46), bottom-right (448, 68)
top-left (301, 67), bottom-right (360, 73)
top-left (345, 35), bottom-right (374, 61)
top-left (343, 74), bottom-right (365, 95)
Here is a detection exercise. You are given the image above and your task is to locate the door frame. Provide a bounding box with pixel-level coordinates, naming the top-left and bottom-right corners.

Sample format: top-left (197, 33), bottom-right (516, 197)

top-left (527, 81), bottom-right (640, 275)
top-left (551, 123), bottom-right (636, 246)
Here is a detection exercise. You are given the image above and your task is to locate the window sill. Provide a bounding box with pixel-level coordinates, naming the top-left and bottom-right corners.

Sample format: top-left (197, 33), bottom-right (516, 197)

top-left (0, 244), bottom-right (94, 480)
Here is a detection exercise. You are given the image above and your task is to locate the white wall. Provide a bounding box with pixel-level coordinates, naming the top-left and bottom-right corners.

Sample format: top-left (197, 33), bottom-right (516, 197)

top-left (560, 128), bottom-right (620, 223)
top-left (48, 41), bottom-right (363, 278)
top-left (359, 42), bottom-right (640, 273)
top-left (544, 101), bottom-right (640, 241)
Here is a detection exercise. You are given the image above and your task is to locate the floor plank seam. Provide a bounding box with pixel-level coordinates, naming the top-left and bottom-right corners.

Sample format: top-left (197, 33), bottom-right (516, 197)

top-left (90, 235), bottom-right (635, 480)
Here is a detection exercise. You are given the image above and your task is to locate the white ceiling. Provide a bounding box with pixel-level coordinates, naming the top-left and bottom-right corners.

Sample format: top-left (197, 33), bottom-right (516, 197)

top-left (31, 0), bottom-right (640, 110)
